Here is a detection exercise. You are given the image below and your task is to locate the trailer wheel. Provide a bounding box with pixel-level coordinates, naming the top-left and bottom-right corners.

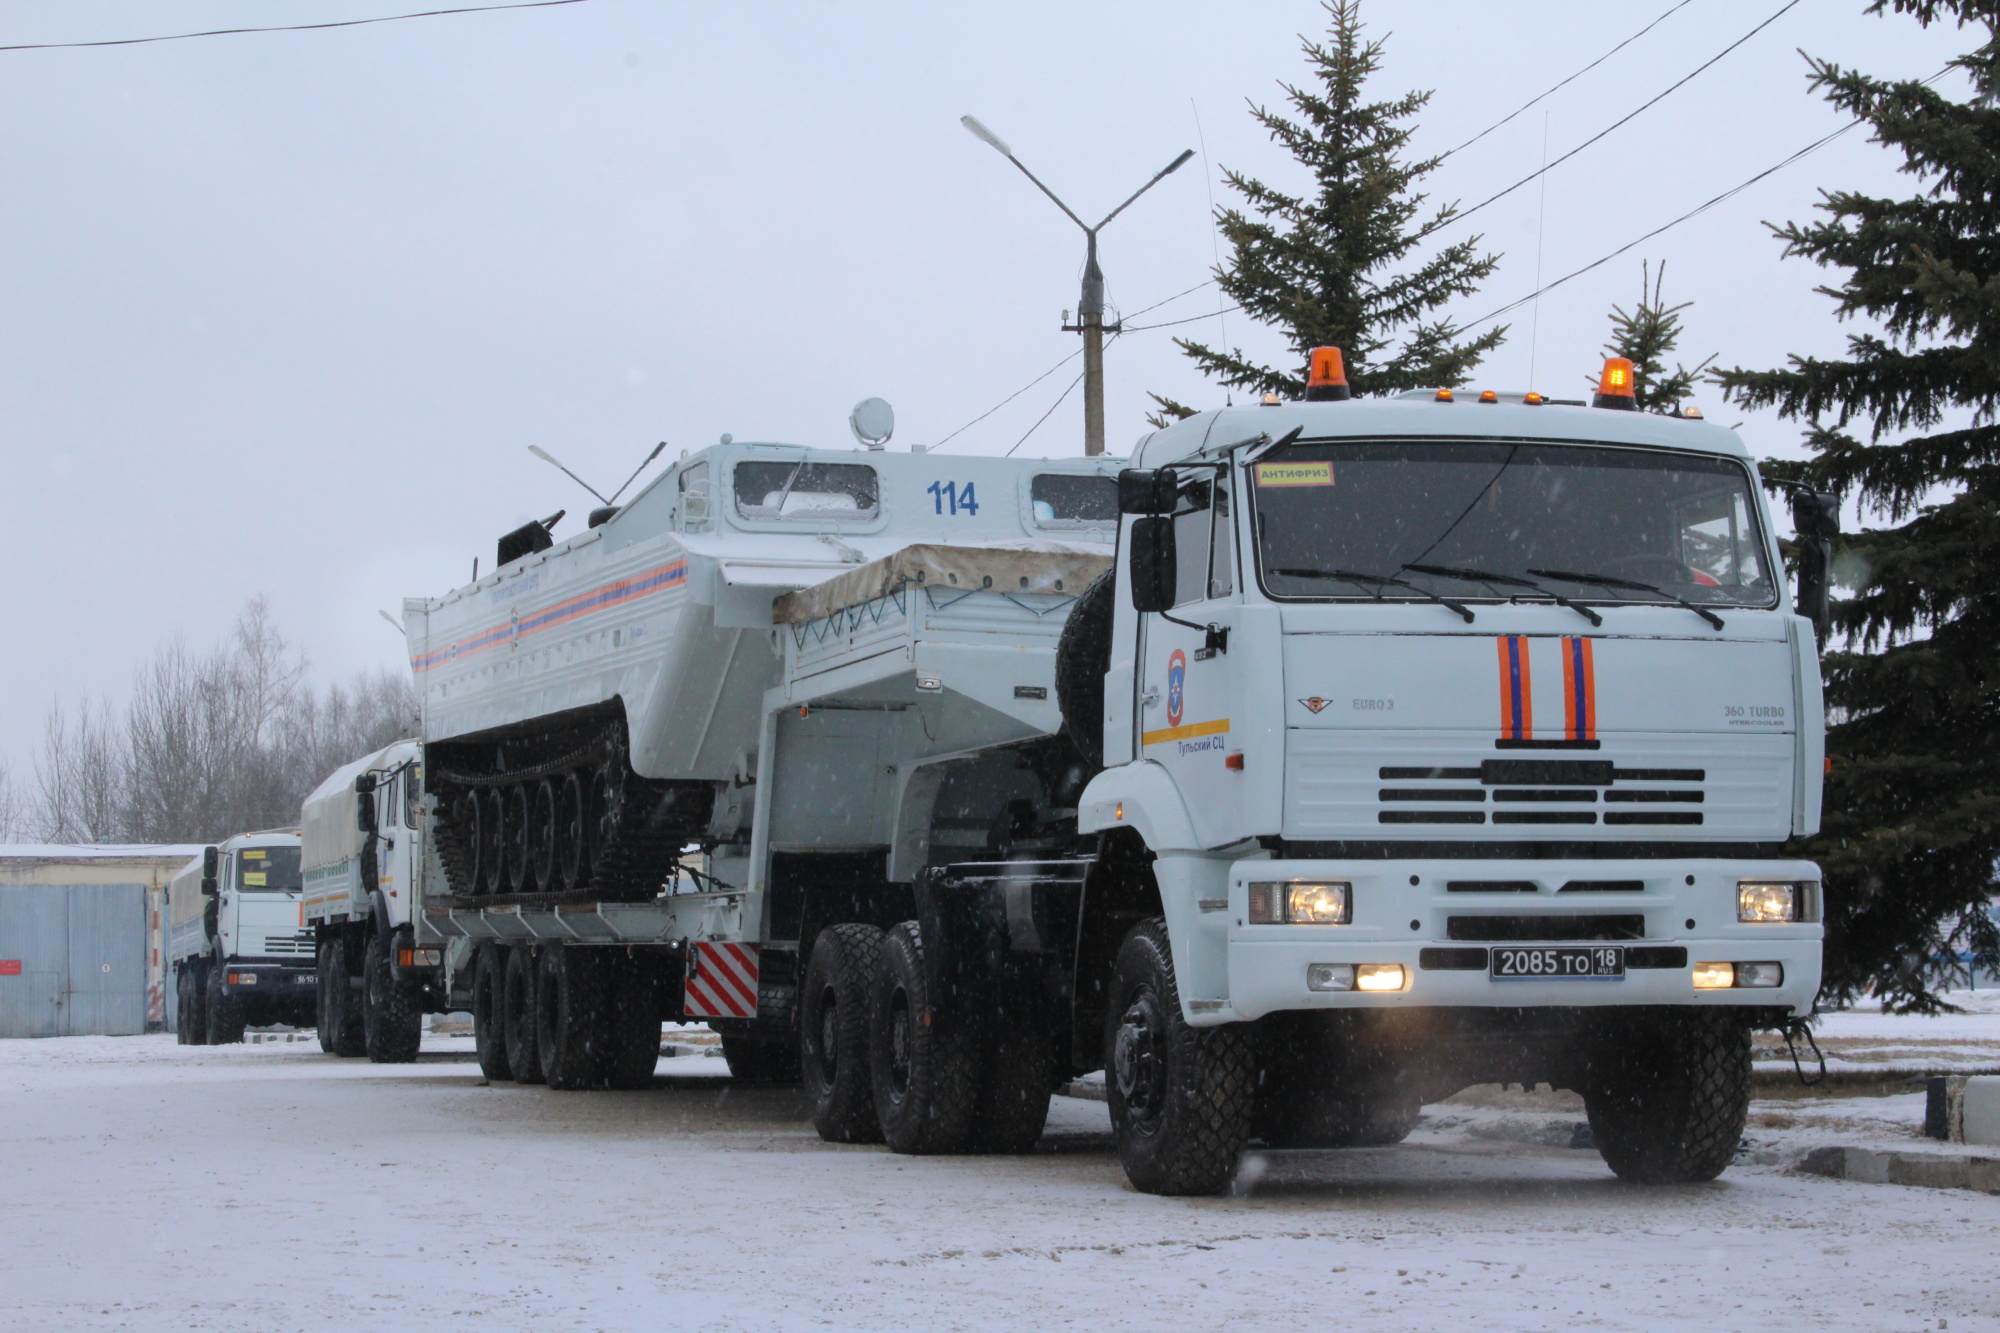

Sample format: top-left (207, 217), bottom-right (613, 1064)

top-left (537, 946), bottom-right (607, 1089)
top-left (868, 922), bottom-right (978, 1154)
top-left (1105, 918), bottom-right (1255, 1195)
top-left (1583, 1010), bottom-right (1750, 1184)
top-left (363, 929), bottom-right (423, 1064)
top-left (503, 946), bottom-right (544, 1084)
top-left (472, 945), bottom-right (512, 1080)
top-left (206, 962), bottom-right (246, 1045)
top-left (801, 923), bottom-right (885, 1143)
top-left (597, 953), bottom-right (662, 1090)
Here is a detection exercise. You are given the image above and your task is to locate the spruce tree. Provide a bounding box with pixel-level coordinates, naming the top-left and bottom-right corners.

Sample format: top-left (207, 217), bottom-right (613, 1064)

top-left (1715, 0), bottom-right (2000, 1010)
top-left (1597, 261), bottom-right (1715, 414)
top-left (1156, 0), bottom-right (1503, 418)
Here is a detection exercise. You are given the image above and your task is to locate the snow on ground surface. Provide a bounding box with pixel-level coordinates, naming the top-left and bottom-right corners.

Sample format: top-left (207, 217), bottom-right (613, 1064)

top-left (1, 1008), bottom-right (1997, 1332)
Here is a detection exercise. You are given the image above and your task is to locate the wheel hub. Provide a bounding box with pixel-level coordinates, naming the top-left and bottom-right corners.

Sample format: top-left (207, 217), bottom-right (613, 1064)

top-left (1112, 987), bottom-right (1167, 1131)
top-left (887, 988), bottom-right (913, 1101)
top-left (816, 990), bottom-right (840, 1082)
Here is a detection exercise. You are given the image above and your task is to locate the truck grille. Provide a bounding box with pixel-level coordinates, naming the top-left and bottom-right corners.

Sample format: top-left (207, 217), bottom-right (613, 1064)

top-left (263, 932), bottom-right (316, 956)
top-left (1377, 760), bottom-right (1704, 827)
top-left (1447, 914), bottom-right (1646, 942)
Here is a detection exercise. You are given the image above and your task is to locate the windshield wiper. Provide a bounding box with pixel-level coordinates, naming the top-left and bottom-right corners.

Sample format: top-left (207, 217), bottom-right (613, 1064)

top-left (1270, 568), bottom-right (1475, 623)
top-left (1401, 563), bottom-right (1603, 628)
top-left (1527, 568), bottom-right (1725, 632)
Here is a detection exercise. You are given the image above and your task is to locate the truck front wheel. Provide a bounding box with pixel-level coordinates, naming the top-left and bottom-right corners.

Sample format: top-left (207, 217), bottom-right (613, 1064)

top-left (1105, 919), bottom-right (1256, 1196)
top-left (206, 963), bottom-right (246, 1045)
top-left (802, 923), bottom-right (884, 1144)
top-left (1582, 1010), bottom-right (1750, 1184)
top-left (362, 930), bottom-right (423, 1064)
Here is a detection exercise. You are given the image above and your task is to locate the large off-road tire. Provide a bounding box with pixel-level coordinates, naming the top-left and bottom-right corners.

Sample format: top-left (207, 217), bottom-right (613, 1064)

top-left (318, 938), bottom-right (367, 1057)
top-left (363, 930), bottom-right (423, 1064)
top-left (1054, 569), bottom-right (1115, 771)
top-left (1583, 1009), bottom-right (1751, 1184)
top-left (206, 962), bottom-right (247, 1045)
top-left (1105, 918), bottom-right (1256, 1195)
top-left (503, 946), bottom-right (544, 1084)
top-left (536, 946), bottom-right (608, 1089)
top-left (720, 1032), bottom-right (802, 1085)
top-left (801, 923), bottom-right (885, 1144)
top-left (1256, 1071), bottom-right (1422, 1148)
top-left (597, 953), bottom-right (662, 1090)
top-left (177, 966), bottom-right (206, 1046)
top-left (869, 921), bottom-right (979, 1154)
top-left (472, 945), bottom-right (512, 1080)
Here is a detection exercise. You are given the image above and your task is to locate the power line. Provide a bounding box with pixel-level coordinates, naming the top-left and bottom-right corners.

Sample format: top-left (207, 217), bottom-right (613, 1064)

top-left (1124, 306), bottom-right (1239, 333)
top-left (1436, 0), bottom-right (1698, 163)
top-left (930, 348), bottom-right (1081, 451)
top-left (0, 0), bottom-right (586, 53)
top-left (1121, 277), bottom-right (1215, 323)
top-left (1433, 0), bottom-right (1802, 234)
top-left (1004, 370), bottom-right (1087, 457)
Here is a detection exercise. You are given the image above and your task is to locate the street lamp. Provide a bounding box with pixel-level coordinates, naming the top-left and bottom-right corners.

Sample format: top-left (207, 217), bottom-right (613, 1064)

top-left (962, 115), bottom-right (1193, 457)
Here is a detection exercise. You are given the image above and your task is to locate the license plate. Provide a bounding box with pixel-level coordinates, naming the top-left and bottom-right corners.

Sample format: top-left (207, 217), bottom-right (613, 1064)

top-left (295, 975), bottom-right (315, 984)
top-left (1490, 945), bottom-right (1625, 980)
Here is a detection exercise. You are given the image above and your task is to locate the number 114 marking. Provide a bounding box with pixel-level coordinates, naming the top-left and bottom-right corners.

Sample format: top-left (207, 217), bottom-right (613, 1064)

top-left (927, 480), bottom-right (980, 516)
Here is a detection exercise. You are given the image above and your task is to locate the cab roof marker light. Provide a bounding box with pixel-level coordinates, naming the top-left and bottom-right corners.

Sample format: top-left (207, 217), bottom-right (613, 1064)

top-left (1478, 390), bottom-right (1498, 403)
top-left (1303, 346), bottom-right (1351, 401)
top-left (1435, 388), bottom-right (1454, 402)
top-left (1523, 392), bottom-right (1545, 405)
top-left (1593, 357), bottom-right (1638, 410)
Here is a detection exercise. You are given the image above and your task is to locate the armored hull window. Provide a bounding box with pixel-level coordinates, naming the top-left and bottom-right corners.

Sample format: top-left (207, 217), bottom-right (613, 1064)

top-left (1030, 473), bottom-right (1118, 528)
top-left (1248, 439), bottom-right (1776, 608)
top-left (235, 846), bottom-right (302, 893)
top-left (733, 461), bottom-right (879, 521)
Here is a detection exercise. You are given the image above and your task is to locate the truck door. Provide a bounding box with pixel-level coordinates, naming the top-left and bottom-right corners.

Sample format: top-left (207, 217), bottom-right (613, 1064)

top-left (1137, 469), bottom-right (1270, 846)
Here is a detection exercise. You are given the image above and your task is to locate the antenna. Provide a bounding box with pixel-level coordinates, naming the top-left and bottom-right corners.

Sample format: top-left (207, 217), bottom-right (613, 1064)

top-left (606, 441), bottom-right (669, 506)
top-left (378, 610), bottom-right (406, 636)
top-left (527, 445), bottom-right (610, 505)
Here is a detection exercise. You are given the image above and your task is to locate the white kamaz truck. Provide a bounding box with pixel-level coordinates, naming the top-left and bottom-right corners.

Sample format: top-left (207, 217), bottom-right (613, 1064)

top-left (166, 829), bottom-right (316, 1044)
top-left (301, 739), bottom-right (435, 1062)
top-left (395, 357), bottom-right (1830, 1194)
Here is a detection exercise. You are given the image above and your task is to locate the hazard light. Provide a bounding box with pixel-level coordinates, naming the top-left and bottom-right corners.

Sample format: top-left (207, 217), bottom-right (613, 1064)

top-left (1304, 346), bottom-right (1351, 401)
top-left (1593, 357), bottom-right (1637, 410)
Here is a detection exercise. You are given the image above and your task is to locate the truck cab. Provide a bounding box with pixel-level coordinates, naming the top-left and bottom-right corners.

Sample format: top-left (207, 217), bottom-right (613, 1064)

top-left (167, 829), bottom-right (315, 1044)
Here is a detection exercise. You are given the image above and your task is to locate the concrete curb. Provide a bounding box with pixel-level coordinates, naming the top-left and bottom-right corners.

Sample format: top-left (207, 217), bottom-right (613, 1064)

top-left (1796, 1145), bottom-right (2000, 1193)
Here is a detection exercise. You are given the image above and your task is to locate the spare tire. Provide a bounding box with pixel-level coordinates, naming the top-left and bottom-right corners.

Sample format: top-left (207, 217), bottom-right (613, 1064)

top-left (1054, 568), bottom-right (1116, 770)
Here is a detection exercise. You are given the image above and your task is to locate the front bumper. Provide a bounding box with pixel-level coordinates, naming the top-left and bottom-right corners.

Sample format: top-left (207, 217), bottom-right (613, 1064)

top-left (220, 964), bottom-right (318, 994)
top-left (1211, 856), bottom-right (1822, 1022)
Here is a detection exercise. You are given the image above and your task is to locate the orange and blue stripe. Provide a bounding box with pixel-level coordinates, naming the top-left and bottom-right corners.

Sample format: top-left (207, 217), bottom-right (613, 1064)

top-left (410, 560), bottom-right (687, 673)
top-left (1561, 636), bottom-right (1597, 741)
top-left (1496, 635), bottom-right (1533, 740)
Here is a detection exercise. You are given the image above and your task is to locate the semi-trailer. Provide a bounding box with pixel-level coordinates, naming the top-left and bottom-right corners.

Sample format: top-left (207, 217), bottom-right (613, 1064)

top-left (374, 356), bottom-right (1829, 1194)
top-left (166, 829), bottom-right (315, 1044)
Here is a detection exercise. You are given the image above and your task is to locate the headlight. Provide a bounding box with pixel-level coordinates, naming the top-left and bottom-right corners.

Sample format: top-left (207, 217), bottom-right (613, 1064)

top-left (1355, 963), bottom-right (1406, 992)
top-left (1249, 881), bottom-right (1352, 925)
top-left (1692, 961), bottom-right (1735, 990)
top-left (1738, 880), bottom-right (1809, 923)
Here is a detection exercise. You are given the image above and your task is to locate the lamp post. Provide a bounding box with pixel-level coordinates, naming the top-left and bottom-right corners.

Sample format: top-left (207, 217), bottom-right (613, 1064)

top-left (962, 116), bottom-right (1193, 457)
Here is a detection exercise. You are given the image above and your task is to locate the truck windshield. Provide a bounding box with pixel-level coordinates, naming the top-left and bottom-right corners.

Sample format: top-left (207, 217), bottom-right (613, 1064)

top-left (1249, 438), bottom-right (1776, 607)
top-left (235, 846), bottom-right (302, 893)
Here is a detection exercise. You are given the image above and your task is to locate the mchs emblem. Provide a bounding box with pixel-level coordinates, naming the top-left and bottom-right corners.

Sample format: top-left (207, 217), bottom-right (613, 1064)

top-left (1298, 697), bottom-right (1332, 714)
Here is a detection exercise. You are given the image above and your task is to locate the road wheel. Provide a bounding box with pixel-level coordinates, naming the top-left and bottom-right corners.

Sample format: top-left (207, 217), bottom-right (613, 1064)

top-left (503, 947), bottom-right (544, 1084)
top-left (481, 789), bottom-right (508, 894)
top-left (1583, 1010), bottom-right (1750, 1184)
top-left (1105, 918), bottom-right (1255, 1195)
top-left (206, 963), bottom-right (246, 1044)
top-left (472, 945), bottom-right (512, 1080)
top-left (555, 772), bottom-right (586, 892)
top-left (719, 1032), bottom-right (802, 1085)
top-left (177, 966), bottom-right (206, 1046)
top-left (321, 936), bottom-right (367, 1056)
top-left (363, 930), bottom-right (423, 1064)
top-left (868, 921), bottom-right (977, 1154)
top-left (597, 952), bottom-right (662, 1090)
top-left (801, 923), bottom-right (884, 1143)
top-left (536, 946), bottom-right (607, 1089)
top-left (529, 778), bottom-right (559, 892)
top-left (968, 1026), bottom-right (1056, 1154)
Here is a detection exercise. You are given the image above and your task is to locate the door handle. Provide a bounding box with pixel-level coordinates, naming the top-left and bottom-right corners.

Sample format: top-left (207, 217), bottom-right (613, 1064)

top-left (1141, 689), bottom-right (1161, 708)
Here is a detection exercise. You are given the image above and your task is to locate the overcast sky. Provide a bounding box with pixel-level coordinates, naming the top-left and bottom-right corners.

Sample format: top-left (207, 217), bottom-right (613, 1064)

top-left (0, 0), bottom-right (1972, 776)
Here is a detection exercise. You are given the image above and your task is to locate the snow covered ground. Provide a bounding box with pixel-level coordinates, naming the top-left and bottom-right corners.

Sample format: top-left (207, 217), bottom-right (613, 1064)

top-left (1, 1008), bottom-right (1997, 1332)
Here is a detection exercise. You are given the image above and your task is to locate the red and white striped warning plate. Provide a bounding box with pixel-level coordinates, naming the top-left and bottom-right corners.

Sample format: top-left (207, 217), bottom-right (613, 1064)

top-left (683, 942), bottom-right (759, 1018)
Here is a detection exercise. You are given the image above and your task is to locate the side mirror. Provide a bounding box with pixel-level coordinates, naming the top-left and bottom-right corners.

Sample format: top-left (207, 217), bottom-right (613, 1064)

top-left (1119, 469), bottom-right (1178, 515)
top-left (355, 773), bottom-right (378, 835)
top-left (199, 876), bottom-right (217, 897)
top-left (1128, 516), bottom-right (1178, 613)
top-left (1790, 490), bottom-right (1841, 647)
top-left (202, 846), bottom-right (219, 878)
